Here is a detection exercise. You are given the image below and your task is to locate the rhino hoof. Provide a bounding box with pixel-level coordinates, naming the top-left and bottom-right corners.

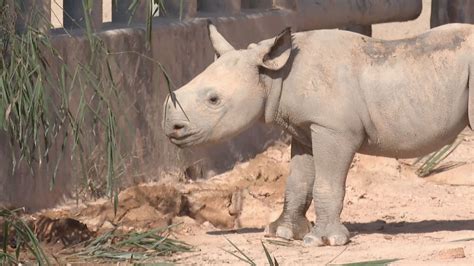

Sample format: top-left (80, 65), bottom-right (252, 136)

top-left (273, 226), bottom-right (293, 240)
top-left (303, 234), bottom-right (326, 246)
top-left (303, 223), bottom-right (350, 246)
top-left (328, 234), bottom-right (349, 246)
top-left (264, 217), bottom-right (312, 240)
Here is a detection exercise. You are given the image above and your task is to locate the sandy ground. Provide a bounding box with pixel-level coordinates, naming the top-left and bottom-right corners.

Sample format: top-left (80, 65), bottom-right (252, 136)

top-left (168, 133), bottom-right (474, 265)
top-left (20, 129), bottom-right (472, 265)
top-left (33, 0), bottom-right (474, 265)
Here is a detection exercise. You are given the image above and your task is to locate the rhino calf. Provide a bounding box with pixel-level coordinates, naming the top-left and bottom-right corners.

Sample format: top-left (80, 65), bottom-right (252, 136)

top-left (163, 23), bottom-right (474, 246)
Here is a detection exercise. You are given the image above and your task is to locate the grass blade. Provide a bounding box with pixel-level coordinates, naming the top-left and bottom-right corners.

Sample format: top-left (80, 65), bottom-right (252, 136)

top-left (2, 219), bottom-right (8, 253)
top-left (416, 138), bottom-right (463, 177)
top-left (450, 237), bottom-right (474, 242)
top-left (223, 237), bottom-right (256, 266)
top-left (261, 241), bottom-right (275, 266)
top-left (331, 258), bottom-right (400, 266)
top-left (220, 248), bottom-right (254, 265)
top-left (0, 208), bottom-right (50, 265)
top-left (68, 226), bottom-right (191, 263)
top-left (265, 239), bottom-right (293, 247)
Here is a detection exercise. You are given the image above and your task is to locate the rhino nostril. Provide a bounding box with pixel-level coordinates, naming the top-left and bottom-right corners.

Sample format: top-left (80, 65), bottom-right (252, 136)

top-left (173, 123), bottom-right (186, 131)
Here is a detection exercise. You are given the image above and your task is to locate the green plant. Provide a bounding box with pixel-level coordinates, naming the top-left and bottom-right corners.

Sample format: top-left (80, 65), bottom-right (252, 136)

top-left (0, 0), bottom-right (134, 261)
top-left (0, 208), bottom-right (50, 265)
top-left (415, 138), bottom-right (463, 177)
top-left (1, 0), bottom-right (125, 207)
top-left (221, 237), bottom-right (279, 266)
top-left (450, 237), bottom-right (474, 242)
top-left (65, 225), bottom-right (191, 263)
top-left (330, 258), bottom-right (400, 266)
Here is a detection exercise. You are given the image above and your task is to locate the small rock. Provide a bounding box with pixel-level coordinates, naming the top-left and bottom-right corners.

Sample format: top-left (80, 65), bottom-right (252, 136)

top-left (437, 247), bottom-right (465, 260)
top-left (201, 221), bottom-right (217, 230)
top-left (238, 161), bottom-right (250, 170)
top-left (237, 190), bottom-right (272, 228)
top-left (382, 215), bottom-right (395, 221)
top-left (397, 158), bottom-right (419, 166)
top-left (101, 220), bottom-right (115, 230)
top-left (265, 148), bottom-right (284, 162)
top-left (172, 215), bottom-right (198, 225)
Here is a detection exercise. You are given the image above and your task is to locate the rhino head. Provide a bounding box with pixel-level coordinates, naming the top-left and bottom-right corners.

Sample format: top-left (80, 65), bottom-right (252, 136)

top-left (163, 24), bottom-right (293, 147)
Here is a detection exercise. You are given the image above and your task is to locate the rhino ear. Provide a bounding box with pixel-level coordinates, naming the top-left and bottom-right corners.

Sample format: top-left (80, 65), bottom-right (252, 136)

top-left (259, 27), bottom-right (293, 71)
top-left (208, 23), bottom-right (235, 57)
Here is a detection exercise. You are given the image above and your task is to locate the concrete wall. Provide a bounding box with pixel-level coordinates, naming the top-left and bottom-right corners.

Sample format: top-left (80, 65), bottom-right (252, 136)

top-left (0, 0), bottom-right (422, 211)
top-left (431, 0), bottom-right (474, 27)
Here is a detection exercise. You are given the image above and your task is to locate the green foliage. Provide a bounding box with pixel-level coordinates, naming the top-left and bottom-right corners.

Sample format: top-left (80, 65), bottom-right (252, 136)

top-left (66, 225), bottom-right (191, 263)
top-left (221, 236), bottom-right (257, 265)
top-left (262, 240), bottom-right (279, 266)
top-left (265, 239), bottom-right (293, 247)
top-left (415, 138), bottom-right (463, 177)
top-left (0, 0), bottom-right (122, 209)
top-left (222, 237), bottom-right (279, 266)
top-left (330, 259), bottom-right (400, 266)
top-left (450, 237), bottom-right (474, 242)
top-left (0, 208), bottom-right (50, 265)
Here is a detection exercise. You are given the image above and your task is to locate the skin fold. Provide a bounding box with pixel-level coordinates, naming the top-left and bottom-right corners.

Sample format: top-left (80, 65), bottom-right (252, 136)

top-left (163, 23), bottom-right (474, 246)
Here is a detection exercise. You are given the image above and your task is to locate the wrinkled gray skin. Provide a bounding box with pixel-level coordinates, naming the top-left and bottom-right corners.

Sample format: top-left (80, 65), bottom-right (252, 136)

top-left (163, 23), bottom-right (474, 246)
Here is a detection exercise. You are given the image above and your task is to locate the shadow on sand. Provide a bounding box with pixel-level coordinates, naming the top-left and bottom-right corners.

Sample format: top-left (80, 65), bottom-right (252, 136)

top-left (206, 227), bottom-right (265, 235)
top-left (346, 219), bottom-right (474, 235)
top-left (204, 219), bottom-right (474, 237)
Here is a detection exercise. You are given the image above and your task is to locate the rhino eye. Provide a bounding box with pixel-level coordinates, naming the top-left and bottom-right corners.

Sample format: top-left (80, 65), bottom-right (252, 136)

top-left (208, 95), bottom-right (220, 105)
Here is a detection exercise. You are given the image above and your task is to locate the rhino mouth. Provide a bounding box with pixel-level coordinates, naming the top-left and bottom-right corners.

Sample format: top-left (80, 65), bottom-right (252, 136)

top-left (169, 131), bottom-right (203, 147)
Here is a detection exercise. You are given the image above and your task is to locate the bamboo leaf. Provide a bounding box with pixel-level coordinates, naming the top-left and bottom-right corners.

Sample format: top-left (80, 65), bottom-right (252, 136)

top-left (450, 237), bottom-right (474, 242)
top-left (2, 219), bottom-right (8, 253)
top-left (224, 237), bottom-right (256, 266)
top-left (261, 241), bottom-right (275, 266)
top-left (330, 259), bottom-right (400, 266)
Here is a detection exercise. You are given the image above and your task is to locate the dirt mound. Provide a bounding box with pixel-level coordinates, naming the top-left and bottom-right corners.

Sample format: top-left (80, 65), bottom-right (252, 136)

top-left (40, 184), bottom-right (182, 233)
top-left (30, 144), bottom-right (289, 239)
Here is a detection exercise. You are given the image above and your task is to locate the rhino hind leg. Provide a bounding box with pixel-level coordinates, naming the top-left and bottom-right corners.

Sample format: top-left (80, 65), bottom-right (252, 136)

top-left (265, 140), bottom-right (314, 240)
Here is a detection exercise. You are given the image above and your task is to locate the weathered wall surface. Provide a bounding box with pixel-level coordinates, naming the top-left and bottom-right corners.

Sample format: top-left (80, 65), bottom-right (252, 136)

top-left (431, 0), bottom-right (474, 27)
top-left (0, 0), bottom-right (422, 211)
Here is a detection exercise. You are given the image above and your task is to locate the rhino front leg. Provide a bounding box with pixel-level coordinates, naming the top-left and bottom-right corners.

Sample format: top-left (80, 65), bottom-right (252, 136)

top-left (265, 139), bottom-right (314, 240)
top-left (303, 125), bottom-right (362, 246)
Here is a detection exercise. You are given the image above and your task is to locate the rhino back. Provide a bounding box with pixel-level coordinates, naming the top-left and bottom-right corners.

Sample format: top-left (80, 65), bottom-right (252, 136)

top-left (357, 24), bottom-right (473, 157)
top-left (281, 24), bottom-right (473, 158)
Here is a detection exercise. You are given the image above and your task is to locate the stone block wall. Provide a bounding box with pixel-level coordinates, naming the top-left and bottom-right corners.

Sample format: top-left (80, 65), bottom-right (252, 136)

top-left (0, 0), bottom-right (422, 210)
